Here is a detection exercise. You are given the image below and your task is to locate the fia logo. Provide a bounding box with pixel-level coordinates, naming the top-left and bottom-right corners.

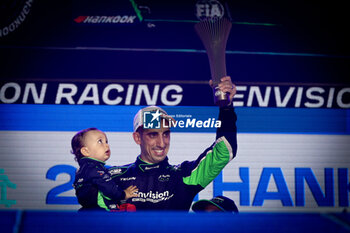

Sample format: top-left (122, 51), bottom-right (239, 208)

top-left (143, 110), bottom-right (162, 129)
top-left (195, 0), bottom-right (225, 21)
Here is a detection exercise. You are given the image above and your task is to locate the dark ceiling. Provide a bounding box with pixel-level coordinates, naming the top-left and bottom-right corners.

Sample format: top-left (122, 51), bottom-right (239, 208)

top-left (1, 0), bottom-right (349, 84)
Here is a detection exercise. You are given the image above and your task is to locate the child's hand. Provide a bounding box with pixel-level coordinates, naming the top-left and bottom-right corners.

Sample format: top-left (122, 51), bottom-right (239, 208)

top-left (124, 185), bottom-right (138, 200)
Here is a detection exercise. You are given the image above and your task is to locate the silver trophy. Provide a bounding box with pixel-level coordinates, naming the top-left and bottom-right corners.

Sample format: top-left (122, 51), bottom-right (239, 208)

top-left (195, 17), bottom-right (232, 106)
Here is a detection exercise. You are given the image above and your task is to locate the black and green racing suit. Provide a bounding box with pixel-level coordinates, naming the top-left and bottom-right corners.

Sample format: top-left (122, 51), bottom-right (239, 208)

top-left (108, 106), bottom-right (237, 211)
top-left (73, 157), bottom-right (127, 211)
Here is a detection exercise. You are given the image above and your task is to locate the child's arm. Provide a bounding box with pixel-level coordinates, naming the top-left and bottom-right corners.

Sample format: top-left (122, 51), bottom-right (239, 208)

top-left (123, 185), bottom-right (138, 200)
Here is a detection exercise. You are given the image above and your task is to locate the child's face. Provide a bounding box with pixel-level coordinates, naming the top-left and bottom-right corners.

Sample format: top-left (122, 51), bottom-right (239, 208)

top-left (82, 130), bottom-right (111, 162)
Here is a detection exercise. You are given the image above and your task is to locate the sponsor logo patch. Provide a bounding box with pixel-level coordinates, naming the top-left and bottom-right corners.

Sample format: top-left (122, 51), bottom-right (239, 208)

top-left (158, 174), bottom-right (170, 182)
top-left (109, 168), bottom-right (122, 176)
top-left (74, 15), bottom-right (137, 24)
top-left (120, 177), bottom-right (136, 181)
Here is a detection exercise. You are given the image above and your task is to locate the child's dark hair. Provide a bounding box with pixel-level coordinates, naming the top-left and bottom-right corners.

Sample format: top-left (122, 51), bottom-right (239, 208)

top-left (71, 127), bottom-right (98, 162)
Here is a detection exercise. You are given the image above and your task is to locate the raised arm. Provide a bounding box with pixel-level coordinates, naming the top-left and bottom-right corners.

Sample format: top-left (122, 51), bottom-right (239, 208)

top-left (182, 76), bottom-right (237, 188)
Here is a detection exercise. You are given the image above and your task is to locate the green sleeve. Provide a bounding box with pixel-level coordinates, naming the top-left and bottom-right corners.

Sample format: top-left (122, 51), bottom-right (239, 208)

top-left (183, 136), bottom-right (233, 188)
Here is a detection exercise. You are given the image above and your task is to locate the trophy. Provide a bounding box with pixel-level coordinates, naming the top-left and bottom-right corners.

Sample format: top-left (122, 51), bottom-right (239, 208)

top-left (195, 17), bottom-right (232, 106)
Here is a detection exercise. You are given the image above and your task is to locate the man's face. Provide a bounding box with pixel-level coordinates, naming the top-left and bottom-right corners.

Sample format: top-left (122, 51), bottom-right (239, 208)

top-left (133, 124), bottom-right (170, 164)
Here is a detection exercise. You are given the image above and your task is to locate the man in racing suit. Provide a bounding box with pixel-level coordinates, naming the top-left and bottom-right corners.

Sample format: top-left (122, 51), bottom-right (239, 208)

top-left (108, 76), bottom-right (237, 211)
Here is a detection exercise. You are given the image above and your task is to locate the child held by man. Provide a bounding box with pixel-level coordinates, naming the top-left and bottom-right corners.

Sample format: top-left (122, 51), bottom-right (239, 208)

top-left (71, 127), bottom-right (138, 211)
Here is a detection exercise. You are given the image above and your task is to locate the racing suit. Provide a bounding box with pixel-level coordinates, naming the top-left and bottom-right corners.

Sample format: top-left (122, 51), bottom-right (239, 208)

top-left (73, 157), bottom-right (126, 211)
top-left (108, 105), bottom-right (237, 211)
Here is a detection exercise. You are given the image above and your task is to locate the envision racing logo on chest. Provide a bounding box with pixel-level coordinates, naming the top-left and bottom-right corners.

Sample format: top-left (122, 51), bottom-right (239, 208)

top-left (132, 191), bottom-right (174, 203)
